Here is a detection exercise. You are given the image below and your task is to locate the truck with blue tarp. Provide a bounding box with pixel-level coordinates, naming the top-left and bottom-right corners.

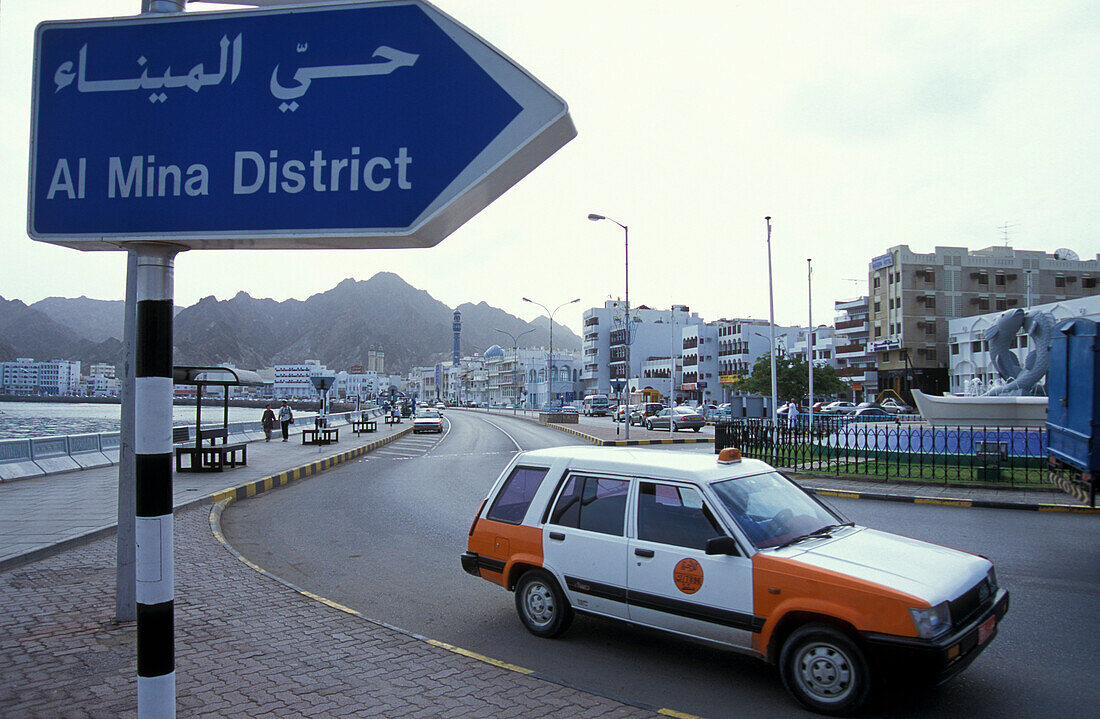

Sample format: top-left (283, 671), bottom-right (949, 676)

top-left (1046, 317), bottom-right (1100, 506)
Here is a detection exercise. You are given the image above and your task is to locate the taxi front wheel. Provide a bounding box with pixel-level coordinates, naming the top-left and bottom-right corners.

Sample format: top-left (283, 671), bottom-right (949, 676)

top-left (779, 623), bottom-right (871, 716)
top-left (515, 569), bottom-right (574, 638)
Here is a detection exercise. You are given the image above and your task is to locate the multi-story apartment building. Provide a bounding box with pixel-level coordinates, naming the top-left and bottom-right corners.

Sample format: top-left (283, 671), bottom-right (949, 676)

top-left (869, 245), bottom-right (1100, 397)
top-left (85, 362), bottom-right (120, 397)
top-left (716, 318), bottom-right (774, 388)
top-left (832, 297), bottom-right (877, 402)
top-left (681, 322), bottom-right (720, 406)
top-left (0, 358), bottom-right (81, 396)
top-left (273, 361), bottom-right (329, 400)
top-left (580, 300), bottom-right (702, 400)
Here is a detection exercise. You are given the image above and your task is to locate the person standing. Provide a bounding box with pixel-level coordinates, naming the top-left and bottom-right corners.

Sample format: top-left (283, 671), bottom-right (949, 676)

top-left (261, 404), bottom-right (276, 442)
top-left (278, 400), bottom-right (293, 441)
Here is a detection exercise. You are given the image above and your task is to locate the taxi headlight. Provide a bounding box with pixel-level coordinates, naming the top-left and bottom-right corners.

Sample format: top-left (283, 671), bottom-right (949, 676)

top-left (910, 602), bottom-right (951, 639)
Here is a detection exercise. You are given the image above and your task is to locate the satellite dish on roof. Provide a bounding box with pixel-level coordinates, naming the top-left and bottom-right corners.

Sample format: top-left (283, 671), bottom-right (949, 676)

top-left (1054, 248), bottom-right (1079, 261)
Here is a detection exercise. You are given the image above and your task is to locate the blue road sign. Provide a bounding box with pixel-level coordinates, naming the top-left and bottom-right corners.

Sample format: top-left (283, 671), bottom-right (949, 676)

top-left (29, 1), bottom-right (575, 250)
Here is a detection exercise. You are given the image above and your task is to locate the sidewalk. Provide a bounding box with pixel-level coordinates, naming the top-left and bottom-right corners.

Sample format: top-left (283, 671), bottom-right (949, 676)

top-left (0, 417), bottom-right (412, 570)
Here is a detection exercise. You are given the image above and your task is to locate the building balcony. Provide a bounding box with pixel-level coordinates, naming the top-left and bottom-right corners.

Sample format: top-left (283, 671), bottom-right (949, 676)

top-left (835, 343), bottom-right (866, 356)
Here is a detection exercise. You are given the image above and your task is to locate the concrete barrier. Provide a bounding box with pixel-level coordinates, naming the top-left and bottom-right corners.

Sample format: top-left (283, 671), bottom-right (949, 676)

top-left (67, 433), bottom-right (112, 469)
top-left (31, 436), bottom-right (81, 475)
top-left (98, 432), bottom-right (121, 464)
top-left (0, 439), bottom-right (45, 481)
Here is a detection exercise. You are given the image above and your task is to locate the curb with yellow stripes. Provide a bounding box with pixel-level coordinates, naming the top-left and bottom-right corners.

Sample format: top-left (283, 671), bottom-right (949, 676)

top-left (210, 425), bottom-right (413, 505)
top-left (544, 421), bottom-right (715, 447)
top-left (801, 486), bottom-right (1100, 514)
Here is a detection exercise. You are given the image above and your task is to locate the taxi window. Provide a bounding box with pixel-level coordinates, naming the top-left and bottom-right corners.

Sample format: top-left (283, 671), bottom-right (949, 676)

top-left (637, 482), bottom-right (724, 550)
top-left (550, 475), bottom-right (629, 536)
top-left (486, 466), bottom-right (549, 524)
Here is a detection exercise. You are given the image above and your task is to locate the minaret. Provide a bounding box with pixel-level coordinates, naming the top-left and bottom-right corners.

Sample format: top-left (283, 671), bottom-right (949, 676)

top-left (452, 309), bottom-right (461, 366)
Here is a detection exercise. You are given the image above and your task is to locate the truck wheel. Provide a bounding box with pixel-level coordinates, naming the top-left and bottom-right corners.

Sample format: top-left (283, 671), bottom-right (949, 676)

top-left (515, 569), bottom-right (573, 638)
top-left (780, 623), bottom-right (871, 716)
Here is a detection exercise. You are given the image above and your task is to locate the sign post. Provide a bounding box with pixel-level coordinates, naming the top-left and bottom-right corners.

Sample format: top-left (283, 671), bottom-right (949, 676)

top-left (28, 4), bottom-right (574, 717)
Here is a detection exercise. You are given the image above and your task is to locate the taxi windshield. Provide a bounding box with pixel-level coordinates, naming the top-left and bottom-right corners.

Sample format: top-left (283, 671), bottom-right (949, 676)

top-left (711, 471), bottom-right (844, 549)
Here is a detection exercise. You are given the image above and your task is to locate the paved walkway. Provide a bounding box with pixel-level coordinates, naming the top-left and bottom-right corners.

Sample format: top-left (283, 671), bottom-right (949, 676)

top-left (1, 409), bottom-right (1095, 718)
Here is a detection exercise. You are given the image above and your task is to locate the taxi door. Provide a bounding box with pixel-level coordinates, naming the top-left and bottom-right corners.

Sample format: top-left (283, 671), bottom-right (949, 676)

top-left (626, 480), bottom-right (756, 648)
top-left (542, 473), bottom-right (631, 620)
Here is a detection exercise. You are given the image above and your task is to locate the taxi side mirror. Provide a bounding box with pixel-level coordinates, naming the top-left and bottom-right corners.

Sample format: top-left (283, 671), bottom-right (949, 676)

top-left (705, 536), bottom-right (740, 556)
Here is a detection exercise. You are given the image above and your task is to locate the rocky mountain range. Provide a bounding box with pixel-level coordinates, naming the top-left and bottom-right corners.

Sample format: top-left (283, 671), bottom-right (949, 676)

top-left (0, 273), bottom-right (580, 374)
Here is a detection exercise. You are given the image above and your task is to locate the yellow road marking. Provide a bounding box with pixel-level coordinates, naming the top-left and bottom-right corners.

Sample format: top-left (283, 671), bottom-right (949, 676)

top-left (915, 498), bottom-right (972, 507)
top-left (426, 639), bottom-right (534, 675)
top-left (659, 709), bottom-right (707, 719)
top-left (299, 590), bottom-right (360, 616)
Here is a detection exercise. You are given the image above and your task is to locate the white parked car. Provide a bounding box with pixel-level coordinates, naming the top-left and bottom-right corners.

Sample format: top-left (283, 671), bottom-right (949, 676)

top-left (462, 446), bottom-right (1007, 715)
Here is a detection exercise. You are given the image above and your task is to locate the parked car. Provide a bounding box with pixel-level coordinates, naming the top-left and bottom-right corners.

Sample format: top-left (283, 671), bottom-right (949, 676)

top-left (613, 404), bottom-right (635, 422)
top-left (561, 406), bottom-right (579, 415)
top-left (704, 406), bottom-right (731, 423)
top-left (412, 409), bottom-right (444, 433)
top-left (821, 401), bottom-right (857, 414)
top-left (645, 406), bottom-right (705, 432)
top-left (852, 407), bottom-right (893, 421)
top-left (462, 446), bottom-right (1008, 716)
top-left (629, 402), bottom-right (665, 425)
top-left (881, 398), bottom-right (916, 414)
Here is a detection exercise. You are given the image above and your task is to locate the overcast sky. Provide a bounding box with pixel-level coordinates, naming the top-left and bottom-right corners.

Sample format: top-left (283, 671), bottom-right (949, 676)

top-left (2, 1), bottom-right (1098, 336)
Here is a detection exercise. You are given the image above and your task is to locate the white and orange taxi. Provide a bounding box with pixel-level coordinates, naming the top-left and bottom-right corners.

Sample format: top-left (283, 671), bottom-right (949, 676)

top-left (462, 446), bottom-right (1008, 715)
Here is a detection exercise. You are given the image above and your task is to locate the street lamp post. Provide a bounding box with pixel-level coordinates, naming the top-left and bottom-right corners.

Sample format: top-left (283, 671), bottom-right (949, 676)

top-left (494, 327), bottom-right (535, 414)
top-left (522, 297), bottom-right (579, 410)
top-left (766, 217), bottom-right (778, 426)
top-left (807, 258), bottom-right (814, 431)
top-left (588, 213), bottom-right (631, 438)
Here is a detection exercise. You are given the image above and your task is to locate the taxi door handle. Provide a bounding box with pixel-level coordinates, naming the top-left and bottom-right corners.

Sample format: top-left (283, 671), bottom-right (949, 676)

top-left (549, 532), bottom-right (565, 541)
top-left (634, 548), bottom-right (655, 558)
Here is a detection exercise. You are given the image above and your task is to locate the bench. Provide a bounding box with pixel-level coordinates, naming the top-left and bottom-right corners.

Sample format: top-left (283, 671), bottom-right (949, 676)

top-left (385, 415), bottom-right (402, 425)
top-left (174, 426), bottom-right (247, 472)
top-left (352, 419), bottom-right (377, 434)
top-left (302, 427), bottom-right (339, 445)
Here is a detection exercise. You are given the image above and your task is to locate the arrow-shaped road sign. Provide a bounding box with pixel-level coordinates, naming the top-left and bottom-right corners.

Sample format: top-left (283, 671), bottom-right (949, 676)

top-left (29, 1), bottom-right (576, 250)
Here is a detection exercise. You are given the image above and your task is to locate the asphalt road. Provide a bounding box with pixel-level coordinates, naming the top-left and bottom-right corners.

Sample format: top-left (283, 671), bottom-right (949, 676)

top-left (221, 410), bottom-right (1100, 719)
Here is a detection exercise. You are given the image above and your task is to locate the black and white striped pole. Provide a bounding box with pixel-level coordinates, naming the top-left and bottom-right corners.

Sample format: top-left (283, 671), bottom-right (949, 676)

top-left (133, 243), bottom-right (183, 718)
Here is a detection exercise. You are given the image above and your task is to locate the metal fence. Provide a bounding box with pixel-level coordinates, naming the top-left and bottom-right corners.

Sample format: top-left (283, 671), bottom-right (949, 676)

top-left (715, 417), bottom-right (1049, 487)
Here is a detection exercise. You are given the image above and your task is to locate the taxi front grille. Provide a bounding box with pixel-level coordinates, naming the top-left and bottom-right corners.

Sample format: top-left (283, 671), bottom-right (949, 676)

top-left (949, 576), bottom-right (994, 627)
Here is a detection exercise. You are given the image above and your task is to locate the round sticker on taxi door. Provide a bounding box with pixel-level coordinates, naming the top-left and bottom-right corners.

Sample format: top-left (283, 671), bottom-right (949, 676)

top-left (673, 558), bottom-right (704, 594)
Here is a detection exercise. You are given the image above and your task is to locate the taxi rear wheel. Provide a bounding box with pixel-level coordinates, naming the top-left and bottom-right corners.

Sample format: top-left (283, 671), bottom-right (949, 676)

top-left (515, 570), bottom-right (573, 638)
top-left (780, 623), bottom-right (871, 716)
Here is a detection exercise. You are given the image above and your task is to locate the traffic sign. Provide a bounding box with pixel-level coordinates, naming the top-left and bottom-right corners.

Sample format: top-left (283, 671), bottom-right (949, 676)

top-left (29, 1), bottom-right (575, 250)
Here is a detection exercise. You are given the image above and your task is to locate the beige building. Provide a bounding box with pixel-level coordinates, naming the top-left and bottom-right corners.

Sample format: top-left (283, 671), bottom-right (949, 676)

top-left (868, 245), bottom-right (1100, 398)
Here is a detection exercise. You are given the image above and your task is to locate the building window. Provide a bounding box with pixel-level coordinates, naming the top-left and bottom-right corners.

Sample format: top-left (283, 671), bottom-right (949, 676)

top-left (874, 327), bottom-right (882, 338)
top-left (925, 348), bottom-right (937, 360)
top-left (924, 322), bottom-right (936, 335)
top-left (925, 297), bottom-right (936, 310)
top-left (977, 274), bottom-right (988, 285)
top-left (873, 276), bottom-right (880, 289)
top-left (874, 301), bottom-right (881, 312)
top-left (971, 341), bottom-right (982, 352)
top-left (1055, 276), bottom-right (1066, 288)
top-left (1084, 277), bottom-right (1096, 289)
top-left (952, 344), bottom-right (960, 355)
top-left (995, 275), bottom-right (1006, 286)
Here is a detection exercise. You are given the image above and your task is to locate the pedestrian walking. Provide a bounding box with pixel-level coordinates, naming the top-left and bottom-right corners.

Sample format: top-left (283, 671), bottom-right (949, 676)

top-left (278, 400), bottom-right (293, 441)
top-left (261, 404), bottom-right (276, 442)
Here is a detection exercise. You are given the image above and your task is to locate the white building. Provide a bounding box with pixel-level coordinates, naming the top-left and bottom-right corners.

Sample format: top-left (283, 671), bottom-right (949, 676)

top-left (833, 297), bottom-right (877, 402)
top-left (85, 362), bottom-right (120, 397)
top-left (335, 369), bottom-right (379, 402)
top-left (274, 361), bottom-right (329, 400)
top-left (681, 322), bottom-right (720, 406)
top-left (0, 358), bottom-right (81, 396)
top-left (947, 295), bottom-right (1100, 394)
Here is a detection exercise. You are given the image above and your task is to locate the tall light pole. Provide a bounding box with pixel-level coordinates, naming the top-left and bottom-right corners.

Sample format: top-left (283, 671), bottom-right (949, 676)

top-left (807, 258), bottom-right (814, 431)
top-left (589, 213), bottom-right (631, 438)
top-left (766, 217), bottom-right (778, 425)
top-left (494, 327), bottom-right (535, 414)
top-left (522, 297), bottom-right (579, 409)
